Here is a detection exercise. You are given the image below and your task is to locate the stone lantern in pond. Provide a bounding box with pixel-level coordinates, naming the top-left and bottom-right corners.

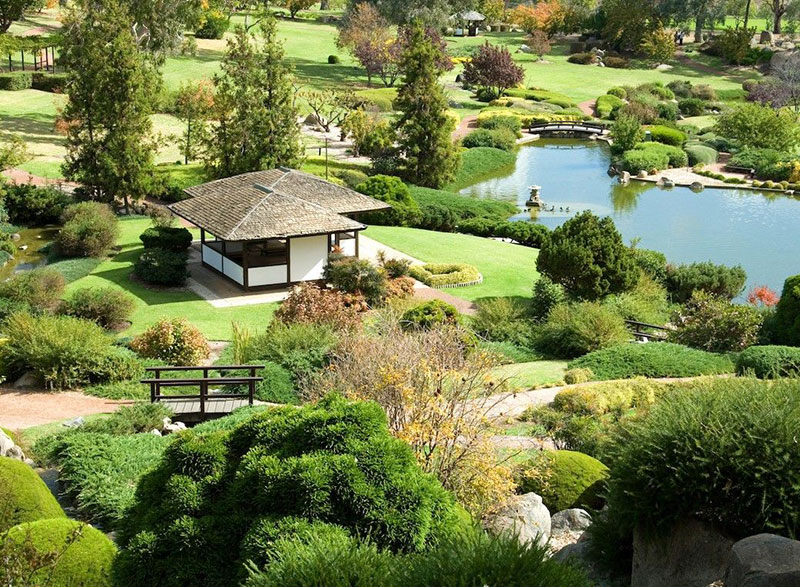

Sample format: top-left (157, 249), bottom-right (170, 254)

top-left (526, 185), bottom-right (543, 208)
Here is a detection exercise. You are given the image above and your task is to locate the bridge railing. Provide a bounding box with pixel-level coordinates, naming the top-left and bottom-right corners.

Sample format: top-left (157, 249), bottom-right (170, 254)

top-left (529, 121), bottom-right (607, 132)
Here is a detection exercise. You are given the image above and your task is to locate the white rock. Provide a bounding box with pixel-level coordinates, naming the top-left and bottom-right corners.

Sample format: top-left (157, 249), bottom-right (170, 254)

top-left (62, 416), bottom-right (85, 429)
top-left (150, 429), bottom-right (163, 436)
top-left (483, 493), bottom-right (551, 548)
top-left (0, 430), bottom-right (15, 456)
top-left (552, 508), bottom-right (592, 533)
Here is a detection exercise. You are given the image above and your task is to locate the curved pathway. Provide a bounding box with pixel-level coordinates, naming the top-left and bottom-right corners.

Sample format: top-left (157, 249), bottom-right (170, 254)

top-left (0, 389), bottom-right (128, 430)
top-left (577, 99), bottom-right (596, 117)
top-left (452, 114), bottom-right (479, 140)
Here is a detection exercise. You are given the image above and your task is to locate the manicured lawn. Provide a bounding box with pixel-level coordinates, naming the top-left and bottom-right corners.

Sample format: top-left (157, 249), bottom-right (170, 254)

top-left (491, 360), bottom-right (568, 390)
top-left (447, 147), bottom-right (516, 191)
top-left (65, 217), bottom-right (277, 340)
top-left (363, 225), bottom-right (539, 301)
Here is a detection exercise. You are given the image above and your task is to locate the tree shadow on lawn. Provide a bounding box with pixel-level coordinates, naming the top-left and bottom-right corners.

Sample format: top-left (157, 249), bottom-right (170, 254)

top-left (0, 117), bottom-right (63, 147)
top-left (87, 248), bottom-right (203, 307)
top-left (291, 58), bottom-right (368, 87)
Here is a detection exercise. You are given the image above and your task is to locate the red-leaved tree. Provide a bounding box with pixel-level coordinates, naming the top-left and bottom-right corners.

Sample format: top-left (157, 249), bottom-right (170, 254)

top-left (463, 42), bottom-right (525, 100)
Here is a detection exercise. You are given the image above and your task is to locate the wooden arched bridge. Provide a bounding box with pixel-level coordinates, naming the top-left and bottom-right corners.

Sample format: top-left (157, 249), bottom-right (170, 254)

top-left (528, 121), bottom-right (609, 136)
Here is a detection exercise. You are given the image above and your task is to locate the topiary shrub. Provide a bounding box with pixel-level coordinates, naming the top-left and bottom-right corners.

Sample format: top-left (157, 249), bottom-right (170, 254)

top-left (5, 518), bottom-right (116, 586)
top-left (537, 302), bottom-right (630, 359)
top-left (567, 342), bottom-right (734, 380)
top-left (516, 450), bottom-right (609, 513)
top-left (4, 184), bottom-right (72, 226)
top-left (401, 300), bottom-right (460, 331)
top-left (327, 54), bottom-right (340, 64)
top-left (567, 52), bottom-right (595, 64)
top-left (139, 226), bottom-right (192, 252)
top-left (684, 144), bottom-right (718, 165)
top-left (133, 248), bottom-right (189, 286)
top-left (774, 274), bottom-right (800, 346)
top-left (114, 395), bottom-right (464, 585)
top-left (648, 125), bottom-right (687, 146)
top-left (0, 267), bottom-right (65, 312)
top-left (56, 202), bottom-right (119, 258)
top-left (130, 318), bottom-right (209, 366)
top-left (735, 345), bottom-right (800, 378)
top-left (595, 94), bottom-right (624, 119)
top-left (564, 367), bottom-right (594, 385)
top-left (603, 56), bottom-right (629, 69)
top-left (607, 87), bottom-right (627, 99)
top-left (59, 287), bottom-right (136, 329)
top-left (409, 263), bottom-right (481, 288)
top-left (0, 457), bottom-right (65, 532)
top-left (0, 313), bottom-right (125, 389)
top-left (602, 378), bottom-right (800, 542)
top-left (357, 175), bottom-right (422, 227)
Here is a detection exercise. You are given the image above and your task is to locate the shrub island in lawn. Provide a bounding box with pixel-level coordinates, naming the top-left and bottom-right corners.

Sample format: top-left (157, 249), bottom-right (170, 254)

top-left (409, 263), bottom-right (482, 288)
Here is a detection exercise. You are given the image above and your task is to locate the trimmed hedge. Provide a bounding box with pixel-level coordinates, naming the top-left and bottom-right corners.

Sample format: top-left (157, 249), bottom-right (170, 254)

top-left (567, 342), bottom-right (734, 380)
top-left (0, 72), bottom-right (32, 91)
top-left (410, 186), bottom-right (516, 232)
top-left (0, 457), bottom-right (65, 532)
top-left (5, 518), bottom-right (116, 586)
top-left (401, 300), bottom-right (460, 330)
top-left (678, 97), bottom-right (706, 116)
top-left (517, 450), bottom-right (609, 513)
top-left (462, 127), bottom-right (516, 151)
top-left (133, 248), bottom-right (189, 286)
top-left (685, 144), bottom-right (718, 165)
top-left (31, 72), bottom-right (68, 93)
top-left (458, 218), bottom-right (550, 248)
top-left (139, 226), bottom-right (192, 252)
top-left (409, 263), bottom-right (481, 287)
top-left (567, 53), bottom-right (595, 65)
top-left (735, 345), bottom-right (800, 378)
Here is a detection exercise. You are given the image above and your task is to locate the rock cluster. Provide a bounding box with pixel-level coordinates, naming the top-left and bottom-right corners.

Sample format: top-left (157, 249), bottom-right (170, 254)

top-left (483, 492), bottom-right (551, 548)
top-left (0, 428), bottom-right (32, 464)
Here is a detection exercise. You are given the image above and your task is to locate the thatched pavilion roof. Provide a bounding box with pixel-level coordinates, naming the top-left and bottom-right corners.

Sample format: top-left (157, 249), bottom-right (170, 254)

top-left (169, 168), bottom-right (389, 241)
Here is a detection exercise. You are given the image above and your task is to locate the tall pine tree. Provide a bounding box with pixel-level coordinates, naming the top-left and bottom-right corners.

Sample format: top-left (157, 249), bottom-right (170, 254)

top-left (61, 0), bottom-right (158, 213)
top-left (203, 17), bottom-right (301, 178)
top-left (394, 22), bottom-right (460, 189)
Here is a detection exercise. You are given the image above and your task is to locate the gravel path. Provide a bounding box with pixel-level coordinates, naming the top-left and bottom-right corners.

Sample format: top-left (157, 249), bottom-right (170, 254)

top-left (577, 99), bottom-right (596, 117)
top-left (452, 114), bottom-right (479, 140)
top-left (0, 389), bottom-right (128, 430)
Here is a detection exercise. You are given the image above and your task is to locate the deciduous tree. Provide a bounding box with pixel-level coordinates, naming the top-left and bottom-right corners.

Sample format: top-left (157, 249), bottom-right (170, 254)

top-left (715, 102), bottom-right (800, 151)
top-left (203, 17), bottom-right (301, 178)
top-left (394, 21), bottom-right (460, 189)
top-left (301, 88), bottom-right (358, 134)
top-left (463, 42), bottom-right (525, 100)
top-left (61, 0), bottom-right (159, 213)
top-left (274, 0), bottom-right (316, 18)
top-left (173, 80), bottom-right (215, 164)
top-left (527, 30), bottom-right (552, 60)
top-left (337, 2), bottom-right (393, 86)
top-left (640, 27), bottom-right (676, 65)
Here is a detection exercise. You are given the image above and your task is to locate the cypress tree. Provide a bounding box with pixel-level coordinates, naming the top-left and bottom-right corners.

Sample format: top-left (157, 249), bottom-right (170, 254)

top-left (394, 22), bottom-right (460, 189)
top-left (204, 16), bottom-right (301, 178)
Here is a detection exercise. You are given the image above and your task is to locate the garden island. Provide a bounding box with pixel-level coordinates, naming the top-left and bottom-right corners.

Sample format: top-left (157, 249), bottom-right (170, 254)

top-left (1, 1), bottom-right (800, 586)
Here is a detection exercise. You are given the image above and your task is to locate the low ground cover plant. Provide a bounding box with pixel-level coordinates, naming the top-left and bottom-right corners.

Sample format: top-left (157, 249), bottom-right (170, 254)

top-left (59, 287), bottom-right (136, 329)
top-left (567, 342), bottom-right (734, 380)
top-left (735, 345), bottom-right (800, 378)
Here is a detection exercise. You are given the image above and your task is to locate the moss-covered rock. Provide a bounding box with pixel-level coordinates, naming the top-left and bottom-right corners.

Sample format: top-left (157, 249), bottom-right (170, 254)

top-left (5, 518), bottom-right (116, 586)
top-left (0, 456), bottom-right (65, 532)
top-left (517, 450), bottom-right (609, 513)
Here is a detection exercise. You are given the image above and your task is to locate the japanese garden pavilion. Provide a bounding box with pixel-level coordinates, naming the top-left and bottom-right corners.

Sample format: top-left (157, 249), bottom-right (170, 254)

top-left (169, 168), bottom-right (389, 291)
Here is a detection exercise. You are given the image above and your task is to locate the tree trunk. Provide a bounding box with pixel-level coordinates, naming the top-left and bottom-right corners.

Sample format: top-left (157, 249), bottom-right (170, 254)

top-left (774, 10), bottom-right (783, 33)
top-left (185, 120), bottom-right (191, 165)
top-left (743, 0), bottom-right (752, 29)
top-left (320, 0), bottom-right (330, 9)
top-left (694, 16), bottom-right (704, 43)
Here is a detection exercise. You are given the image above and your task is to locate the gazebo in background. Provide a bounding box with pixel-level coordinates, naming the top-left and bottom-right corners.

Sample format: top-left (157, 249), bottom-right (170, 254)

top-left (169, 168), bottom-right (390, 291)
top-left (0, 34), bottom-right (61, 73)
top-left (451, 11), bottom-right (486, 37)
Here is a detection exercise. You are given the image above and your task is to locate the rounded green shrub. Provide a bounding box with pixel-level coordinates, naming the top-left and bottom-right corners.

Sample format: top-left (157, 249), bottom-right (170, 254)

top-left (735, 345), bottom-right (800, 378)
top-left (139, 226), bottom-right (193, 252)
top-left (596, 94), bottom-right (624, 119)
top-left (477, 113), bottom-right (523, 135)
top-left (4, 184), bottom-right (72, 226)
top-left (678, 97), bottom-right (706, 116)
top-left (564, 367), bottom-right (594, 385)
top-left (130, 318), bottom-right (209, 366)
top-left (774, 274), bottom-right (800, 346)
top-left (621, 148), bottom-right (667, 174)
top-left (607, 87), bottom-right (627, 99)
top-left (401, 300), bottom-right (460, 330)
top-left (462, 127), bottom-right (516, 151)
top-left (5, 518), bottom-right (116, 586)
top-left (603, 378), bottom-right (800, 539)
top-left (685, 144), bottom-right (718, 165)
top-left (357, 175), bottom-right (422, 227)
top-left (56, 202), bottom-right (119, 258)
top-left (517, 450), bottom-right (609, 513)
top-left (115, 395), bottom-right (463, 585)
top-left (537, 302), bottom-right (629, 359)
top-left (195, 9), bottom-right (228, 39)
top-left (327, 54), bottom-right (340, 64)
top-left (567, 342), bottom-right (734, 380)
top-left (59, 287), bottom-right (136, 329)
top-left (0, 267), bottom-right (66, 312)
top-left (633, 142), bottom-right (688, 167)
top-left (0, 457), bottom-right (65, 532)
top-left (648, 125), bottom-right (687, 146)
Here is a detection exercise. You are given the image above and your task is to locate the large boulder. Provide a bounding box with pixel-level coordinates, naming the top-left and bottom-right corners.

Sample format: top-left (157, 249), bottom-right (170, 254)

top-left (631, 518), bottom-right (734, 587)
top-left (760, 30), bottom-right (774, 44)
top-left (483, 492), bottom-right (551, 548)
top-left (550, 508), bottom-right (591, 555)
top-left (726, 533), bottom-right (800, 587)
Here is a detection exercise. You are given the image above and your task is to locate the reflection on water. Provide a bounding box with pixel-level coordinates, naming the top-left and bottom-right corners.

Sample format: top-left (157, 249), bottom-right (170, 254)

top-left (0, 227), bottom-right (59, 281)
top-left (460, 139), bottom-right (800, 293)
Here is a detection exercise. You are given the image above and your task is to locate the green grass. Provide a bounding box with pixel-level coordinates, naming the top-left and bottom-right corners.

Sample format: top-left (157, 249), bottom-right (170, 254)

top-left (65, 216), bottom-right (278, 340)
top-left (491, 360), bottom-right (568, 390)
top-left (154, 162), bottom-right (207, 188)
top-left (363, 225), bottom-right (539, 301)
top-left (447, 147), bottom-right (516, 191)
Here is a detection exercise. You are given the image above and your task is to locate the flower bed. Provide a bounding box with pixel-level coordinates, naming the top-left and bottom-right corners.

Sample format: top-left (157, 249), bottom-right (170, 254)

top-left (409, 263), bottom-right (482, 288)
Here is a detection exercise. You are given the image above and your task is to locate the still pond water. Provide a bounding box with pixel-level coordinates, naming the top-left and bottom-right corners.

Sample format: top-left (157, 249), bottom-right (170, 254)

top-left (460, 139), bottom-right (800, 295)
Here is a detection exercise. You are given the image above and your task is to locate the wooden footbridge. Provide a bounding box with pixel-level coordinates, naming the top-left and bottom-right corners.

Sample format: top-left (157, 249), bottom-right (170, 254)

top-left (528, 121), bottom-right (608, 136)
top-left (143, 365), bottom-right (265, 422)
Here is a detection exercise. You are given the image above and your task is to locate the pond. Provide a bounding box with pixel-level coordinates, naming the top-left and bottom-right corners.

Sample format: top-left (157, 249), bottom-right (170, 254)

top-left (0, 227), bottom-right (59, 281)
top-left (460, 139), bottom-right (800, 295)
